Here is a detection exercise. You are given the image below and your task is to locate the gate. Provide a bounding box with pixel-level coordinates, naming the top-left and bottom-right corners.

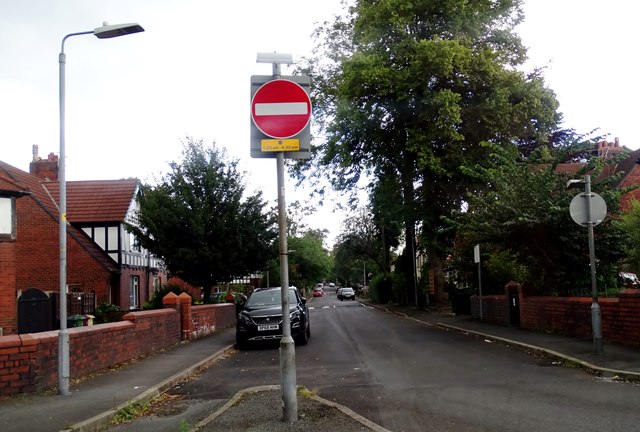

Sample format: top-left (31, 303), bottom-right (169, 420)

top-left (18, 288), bottom-right (52, 334)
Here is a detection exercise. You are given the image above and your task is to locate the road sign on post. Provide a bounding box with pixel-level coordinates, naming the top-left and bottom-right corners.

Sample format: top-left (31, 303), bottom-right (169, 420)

top-left (250, 75), bottom-right (311, 159)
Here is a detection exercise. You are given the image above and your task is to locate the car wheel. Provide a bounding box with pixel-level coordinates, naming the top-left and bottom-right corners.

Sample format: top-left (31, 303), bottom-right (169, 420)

top-left (295, 321), bottom-right (309, 346)
top-left (235, 334), bottom-right (247, 350)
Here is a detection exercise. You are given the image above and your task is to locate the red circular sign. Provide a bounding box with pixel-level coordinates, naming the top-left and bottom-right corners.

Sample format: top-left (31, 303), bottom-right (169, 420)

top-left (251, 79), bottom-right (311, 139)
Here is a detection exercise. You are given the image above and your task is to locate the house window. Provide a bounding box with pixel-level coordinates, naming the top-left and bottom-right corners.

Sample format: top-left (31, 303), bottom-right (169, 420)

top-left (129, 276), bottom-right (140, 310)
top-left (129, 232), bottom-right (141, 252)
top-left (0, 197), bottom-right (16, 240)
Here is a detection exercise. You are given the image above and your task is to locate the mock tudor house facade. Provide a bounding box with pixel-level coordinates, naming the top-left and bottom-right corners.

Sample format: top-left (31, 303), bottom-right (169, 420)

top-left (0, 147), bottom-right (166, 336)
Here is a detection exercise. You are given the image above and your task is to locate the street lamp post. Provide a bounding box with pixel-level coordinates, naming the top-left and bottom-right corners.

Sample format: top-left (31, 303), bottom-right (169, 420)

top-left (58, 22), bottom-right (143, 396)
top-left (363, 261), bottom-right (366, 289)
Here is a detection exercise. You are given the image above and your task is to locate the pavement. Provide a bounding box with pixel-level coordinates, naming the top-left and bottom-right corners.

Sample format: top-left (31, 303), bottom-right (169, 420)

top-left (2, 300), bottom-right (640, 432)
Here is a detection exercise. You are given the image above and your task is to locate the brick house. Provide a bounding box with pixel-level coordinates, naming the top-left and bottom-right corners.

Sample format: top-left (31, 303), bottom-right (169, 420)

top-left (555, 138), bottom-right (640, 209)
top-left (0, 147), bottom-right (167, 335)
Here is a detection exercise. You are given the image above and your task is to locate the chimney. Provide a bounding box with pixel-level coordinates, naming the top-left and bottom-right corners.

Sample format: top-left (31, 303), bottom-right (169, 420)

top-left (29, 147), bottom-right (59, 181)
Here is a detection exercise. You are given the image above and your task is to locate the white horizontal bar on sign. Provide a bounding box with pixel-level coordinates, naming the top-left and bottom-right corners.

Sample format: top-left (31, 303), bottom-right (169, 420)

top-left (255, 102), bottom-right (308, 116)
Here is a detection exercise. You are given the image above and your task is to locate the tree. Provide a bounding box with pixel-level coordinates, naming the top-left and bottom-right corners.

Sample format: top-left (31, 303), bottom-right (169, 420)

top-left (264, 230), bottom-right (332, 290)
top-left (127, 137), bottom-right (277, 301)
top-left (614, 200), bottom-right (640, 274)
top-left (454, 141), bottom-right (628, 294)
top-left (294, 0), bottom-right (561, 303)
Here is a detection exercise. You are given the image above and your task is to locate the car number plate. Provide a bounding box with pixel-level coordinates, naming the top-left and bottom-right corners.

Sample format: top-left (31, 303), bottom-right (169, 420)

top-left (258, 324), bottom-right (279, 331)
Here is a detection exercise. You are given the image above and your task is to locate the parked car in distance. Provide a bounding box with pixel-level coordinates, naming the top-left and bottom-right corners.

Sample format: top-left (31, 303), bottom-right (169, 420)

top-left (619, 272), bottom-right (640, 287)
top-left (337, 287), bottom-right (355, 301)
top-left (312, 287), bottom-right (324, 297)
top-left (236, 287), bottom-right (310, 348)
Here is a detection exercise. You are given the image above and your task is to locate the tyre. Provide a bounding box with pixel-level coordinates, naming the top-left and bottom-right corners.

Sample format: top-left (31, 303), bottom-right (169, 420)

top-left (235, 334), bottom-right (248, 350)
top-left (295, 320), bottom-right (310, 345)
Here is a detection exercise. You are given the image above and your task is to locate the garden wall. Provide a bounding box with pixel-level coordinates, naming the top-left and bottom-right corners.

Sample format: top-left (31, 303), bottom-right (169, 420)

top-left (470, 288), bottom-right (640, 347)
top-left (0, 294), bottom-right (235, 396)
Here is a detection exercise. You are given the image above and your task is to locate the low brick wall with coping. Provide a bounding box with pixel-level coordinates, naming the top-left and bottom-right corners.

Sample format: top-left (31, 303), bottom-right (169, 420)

top-left (471, 285), bottom-right (640, 347)
top-left (0, 293), bottom-right (236, 396)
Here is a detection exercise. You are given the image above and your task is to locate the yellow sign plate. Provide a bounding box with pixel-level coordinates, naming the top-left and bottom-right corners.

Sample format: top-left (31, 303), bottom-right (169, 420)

top-left (261, 139), bottom-right (300, 152)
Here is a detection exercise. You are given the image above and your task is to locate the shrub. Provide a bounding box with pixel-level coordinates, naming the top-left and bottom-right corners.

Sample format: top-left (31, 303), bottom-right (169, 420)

top-left (369, 273), bottom-right (393, 304)
top-left (95, 303), bottom-right (121, 324)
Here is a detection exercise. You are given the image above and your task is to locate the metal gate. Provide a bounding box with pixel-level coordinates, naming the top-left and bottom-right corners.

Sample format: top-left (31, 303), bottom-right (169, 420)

top-left (17, 288), bottom-right (52, 334)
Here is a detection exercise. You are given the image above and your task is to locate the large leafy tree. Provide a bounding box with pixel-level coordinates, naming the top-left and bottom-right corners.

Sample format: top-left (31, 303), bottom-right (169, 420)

top-left (295, 0), bottom-right (561, 303)
top-left (127, 137), bottom-right (277, 301)
top-left (454, 141), bottom-right (628, 295)
top-left (264, 229), bottom-right (332, 290)
top-left (335, 207), bottom-right (386, 276)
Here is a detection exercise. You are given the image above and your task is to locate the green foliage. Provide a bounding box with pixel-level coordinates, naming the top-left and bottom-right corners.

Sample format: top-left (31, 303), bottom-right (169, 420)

top-left (614, 200), bottom-right (640, 273)
top-left (94, 302), bottom-right (121, 324)
top-left (112, 401), bottom-right (149, 424)
top-left (178, 420), bottom-right (190, 432)
top-left (455, 141), bottom-right (628, 295)
top-left (391, 271), bottom-right (409, 305)
top-left (127, 137), bottom-right (277, 300)
top-left (333, 207), bottom-right (385, 286)
top-left (264, 230), bottom-right (332, 290)
top-left (484, 249), bottom-right (528, 293)
top-left (293, 0), bottom-right (562, 302)
top-left (368, 273), bottom-right (393, 304)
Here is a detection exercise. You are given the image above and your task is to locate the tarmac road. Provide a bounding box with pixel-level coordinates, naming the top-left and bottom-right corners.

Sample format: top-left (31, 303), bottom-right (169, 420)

top-left (107, 290), bottom-right (640, 432)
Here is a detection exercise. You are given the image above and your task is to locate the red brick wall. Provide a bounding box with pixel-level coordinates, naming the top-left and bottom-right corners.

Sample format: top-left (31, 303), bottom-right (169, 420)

top-left (472, 289), bottom-right (640, 347)
top-left (191, 303), bottom-right (236, 339)
top-left (0, 308), bottom-right (181, 396)
top-left (0, 240), bottom-right (17, 335)
top-left (0, 298), bottom-right (235, 396)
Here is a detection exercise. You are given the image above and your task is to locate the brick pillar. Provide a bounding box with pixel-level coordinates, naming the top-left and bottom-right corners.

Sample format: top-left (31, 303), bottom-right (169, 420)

top-left (178, 293), bottom-right (192, 341)
top-left (162, 292), bottom-right (179, 310)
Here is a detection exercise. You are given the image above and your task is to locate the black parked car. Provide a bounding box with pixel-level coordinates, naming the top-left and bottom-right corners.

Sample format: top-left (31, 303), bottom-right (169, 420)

top-left (236, 287), bottom-right (310, 348)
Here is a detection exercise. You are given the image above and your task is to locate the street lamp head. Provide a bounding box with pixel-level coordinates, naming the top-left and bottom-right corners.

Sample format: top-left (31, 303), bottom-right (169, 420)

top-left (93, 22), bottom-right (144, 39)
top-left (566, 179), bottom-right (585, 189)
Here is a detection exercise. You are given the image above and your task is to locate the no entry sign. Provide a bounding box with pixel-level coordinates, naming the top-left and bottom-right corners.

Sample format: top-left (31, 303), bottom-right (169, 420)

top-left (251, 79), bottom-right (312, 139)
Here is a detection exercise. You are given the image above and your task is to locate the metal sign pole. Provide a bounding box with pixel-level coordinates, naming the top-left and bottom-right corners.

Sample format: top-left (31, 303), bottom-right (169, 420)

top-left (268, 60), bottom-right (298, 422)
top-left (474, 244), bottom-right (482, 321)
top-left (584, 175), bottom-right (603, 354)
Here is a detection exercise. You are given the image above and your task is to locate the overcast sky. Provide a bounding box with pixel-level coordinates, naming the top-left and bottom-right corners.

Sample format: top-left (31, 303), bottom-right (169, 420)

top-left (1, 0), bottom-right (637, 245)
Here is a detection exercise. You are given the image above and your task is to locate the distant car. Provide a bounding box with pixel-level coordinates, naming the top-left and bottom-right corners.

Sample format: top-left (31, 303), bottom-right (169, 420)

top-left (236, 287), bottom-right (310, 348)
top-left (328, 282), bottom-right (336, 288)
top-left (312, 287), bottom-right (324, 297)
top-left (619, 272), bottom-right (640, 287)
top-left (337, 287), bottom-right (355, 301)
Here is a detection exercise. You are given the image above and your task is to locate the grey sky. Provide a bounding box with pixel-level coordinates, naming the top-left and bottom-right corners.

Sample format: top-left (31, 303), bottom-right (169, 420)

top-left (1, 0), bottom-right (637, 245)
